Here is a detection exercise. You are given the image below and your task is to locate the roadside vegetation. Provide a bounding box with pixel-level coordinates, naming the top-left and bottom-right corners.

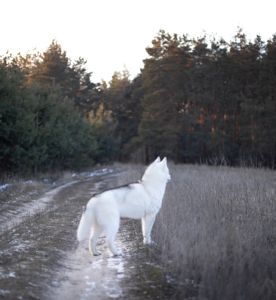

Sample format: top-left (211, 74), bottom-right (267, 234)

top-left (118, 163), bottom-right (276, 300)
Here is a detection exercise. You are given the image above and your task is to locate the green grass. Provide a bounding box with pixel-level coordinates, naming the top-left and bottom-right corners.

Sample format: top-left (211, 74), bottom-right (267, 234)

top-left (118, 163), bottom-right (276, 300)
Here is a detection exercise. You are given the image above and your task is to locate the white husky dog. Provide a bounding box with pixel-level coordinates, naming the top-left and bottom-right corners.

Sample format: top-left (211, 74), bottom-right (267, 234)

top-left (77, 157), bottom-right (171, 256)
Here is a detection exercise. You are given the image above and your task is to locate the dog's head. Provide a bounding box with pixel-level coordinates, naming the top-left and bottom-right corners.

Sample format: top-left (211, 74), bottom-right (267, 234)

top-left (159, 157), bottom-right (171, 182)
top-left (143, 157), bottom-right (171, 183)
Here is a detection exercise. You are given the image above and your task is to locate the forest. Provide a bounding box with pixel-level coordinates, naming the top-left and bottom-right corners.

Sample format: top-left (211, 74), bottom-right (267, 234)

top-left (1, 29), bottom-right (276, 173)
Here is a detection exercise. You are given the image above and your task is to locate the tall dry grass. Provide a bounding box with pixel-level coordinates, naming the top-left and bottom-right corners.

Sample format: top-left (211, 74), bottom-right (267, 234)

top-left (156, 164), bottom-right (276, 299)
top-left (117, 163), bottom-right (276, 299)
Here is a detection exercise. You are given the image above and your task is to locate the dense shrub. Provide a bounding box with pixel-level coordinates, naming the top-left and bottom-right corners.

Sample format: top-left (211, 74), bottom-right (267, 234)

top-left (0, 64), bottom-right (99, 173)
top-left (0, 41), bottom-right (115, 174)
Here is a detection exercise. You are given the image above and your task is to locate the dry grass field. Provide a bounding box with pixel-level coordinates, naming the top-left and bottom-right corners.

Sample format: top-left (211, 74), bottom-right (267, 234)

top-left (117, 163), bottom-right (276, 300)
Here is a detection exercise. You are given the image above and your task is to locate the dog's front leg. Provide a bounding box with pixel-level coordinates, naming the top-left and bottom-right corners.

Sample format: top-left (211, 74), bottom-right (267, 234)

top-left (142, 214), bottom-right (156, 244)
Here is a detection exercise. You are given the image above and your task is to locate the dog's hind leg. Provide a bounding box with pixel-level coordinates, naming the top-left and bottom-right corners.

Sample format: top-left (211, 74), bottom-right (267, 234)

top-left (89, 226), bottom-right (102, 256)
top-left (105, 215), bottom-right (120, 256)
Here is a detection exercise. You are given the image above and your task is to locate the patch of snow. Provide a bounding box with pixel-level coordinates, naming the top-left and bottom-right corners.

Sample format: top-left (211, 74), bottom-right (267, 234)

top-left (0, 289), bottom-right (10, 296)
top-left (76, 168), bottom-right (114, 179)
top-left (0, 271), bottom-right (16, 279)
top-left (0, 183), bottom-right (11, 191)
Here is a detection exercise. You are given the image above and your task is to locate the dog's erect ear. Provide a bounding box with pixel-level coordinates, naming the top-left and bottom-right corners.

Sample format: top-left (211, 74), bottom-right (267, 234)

top-left (154, 156), bottom-right (161, 163)
top-left (161, 157), bottom-right (167, 164)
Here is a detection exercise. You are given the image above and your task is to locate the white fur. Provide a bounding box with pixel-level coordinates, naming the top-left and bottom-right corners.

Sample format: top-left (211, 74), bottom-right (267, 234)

top-left (77, 157), bottom-right (171, 256)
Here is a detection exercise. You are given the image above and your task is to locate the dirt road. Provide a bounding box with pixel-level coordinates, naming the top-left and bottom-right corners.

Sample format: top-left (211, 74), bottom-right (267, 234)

top-left (0, 169), bottom-right (180, 299)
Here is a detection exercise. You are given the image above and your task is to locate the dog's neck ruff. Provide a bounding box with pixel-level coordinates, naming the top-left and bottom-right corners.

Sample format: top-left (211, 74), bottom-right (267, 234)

top-left (141, 178), bottom-right (167, 203)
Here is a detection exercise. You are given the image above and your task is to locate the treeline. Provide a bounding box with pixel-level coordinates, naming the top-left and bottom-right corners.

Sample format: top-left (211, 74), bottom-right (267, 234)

top-left (105, 29), bottom-right (276, 167)
top-left (1, 29), bottom-right (276, 173)
top-left (0, 41), bottom-right (114, 173)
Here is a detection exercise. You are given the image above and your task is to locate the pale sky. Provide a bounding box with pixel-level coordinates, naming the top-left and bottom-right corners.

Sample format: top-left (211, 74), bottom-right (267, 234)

top-left (1, 0), bottom-right (276, 82)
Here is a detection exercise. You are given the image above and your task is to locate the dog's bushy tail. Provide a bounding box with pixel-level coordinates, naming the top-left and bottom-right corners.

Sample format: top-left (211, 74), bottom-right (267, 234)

top-left (77, 206), bottom-right (94, 242)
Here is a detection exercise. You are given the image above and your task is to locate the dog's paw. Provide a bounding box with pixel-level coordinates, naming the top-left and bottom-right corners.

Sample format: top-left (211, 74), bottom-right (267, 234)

top-left (143, 239), bottom-right (157, 246)
top-left (150, 240), bottom-right (158, 247)
top-left (112, 249), bottom-right (123, 257)
top-left (89, 249), bottom-right (101, 256)
top-left (143, 238), bottom-right (152, 245)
